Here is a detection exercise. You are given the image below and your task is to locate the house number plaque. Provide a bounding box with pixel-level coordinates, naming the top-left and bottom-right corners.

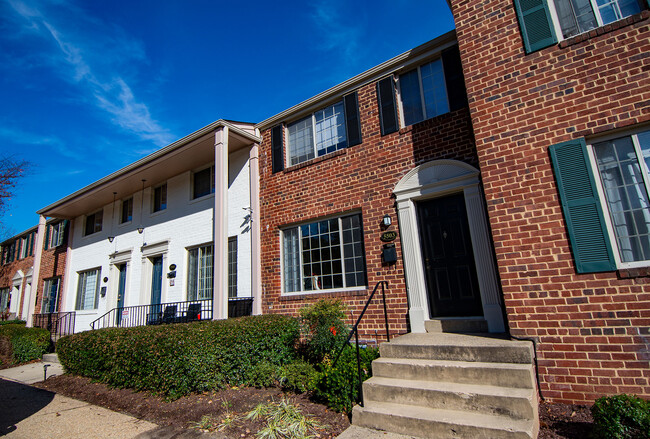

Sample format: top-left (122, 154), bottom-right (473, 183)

top-left (380, 231), bottom-right (397, 242)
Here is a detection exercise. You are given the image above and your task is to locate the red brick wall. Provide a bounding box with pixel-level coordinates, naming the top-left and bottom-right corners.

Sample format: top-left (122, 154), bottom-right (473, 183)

top-left (450, 0), bottom-right (650, 402)
top-left (0, 256), bottom-right (34, 318)
top-left (34, 244), bottom-right (68, 315)
top-left (259, 79), bottom-right (479, 340)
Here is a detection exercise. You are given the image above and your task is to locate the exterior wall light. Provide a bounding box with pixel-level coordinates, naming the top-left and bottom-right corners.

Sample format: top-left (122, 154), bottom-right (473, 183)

top-left (382, 214), bottom-right (392, 227)
top-left (108, 236), bottom-right (115, 243)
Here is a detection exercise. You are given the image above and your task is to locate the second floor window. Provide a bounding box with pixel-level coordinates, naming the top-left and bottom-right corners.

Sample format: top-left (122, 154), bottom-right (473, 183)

top-left (287, 101), bottom-right (347, 166)
top-left (121, 198), bottom-right (133, 223)
top-left (153, 183), bottom-right (167, 212)
top-left (553, 0), bottom-right (643, 38)
top-left (50, 222), bottom-right (65, 247)
top-left (193, 166), bottom-right (215, 199)
top-left (399, 58), bottom-right (449, 126)
top-left (84, 211), bottom-right (103, 236)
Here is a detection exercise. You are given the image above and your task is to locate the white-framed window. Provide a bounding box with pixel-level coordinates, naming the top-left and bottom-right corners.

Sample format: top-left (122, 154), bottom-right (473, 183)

top-left (192, 165), bottom-right (215, 199)
top-left (50, 222), bottom-right (65, 247)
top-left (590, 128), bottom-right (650, 265)
top-left (550, 0), bottom-right (644, 39)
top-left (19, 236), bottom-right (28, 259)
top-left (287, 101), bottom-right (347, 166)
top-left (0, 287), bottom-right (9, 311)
top-left (153, 183), bottom-right (167, 212)
top-left (398, 58), bottom-right (449, 127)
top-left (75, 268), bottom-right (100, 310)
top-left (42, 277), bottom-right (60, 313)
top-left (228, 237), bottom-right (237, 298)
top-left (84, 211), bottom-right (103, 236)
top-left (121, 198), bottom-right (133, 224)
top-left (187, 244), bottom-right (213, 300)
top-left (282, 213), bottom-right (366, 294)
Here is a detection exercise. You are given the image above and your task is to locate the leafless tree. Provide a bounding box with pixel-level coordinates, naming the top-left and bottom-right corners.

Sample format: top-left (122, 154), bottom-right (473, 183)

top-left (0, 156), bottom-right (29, 240)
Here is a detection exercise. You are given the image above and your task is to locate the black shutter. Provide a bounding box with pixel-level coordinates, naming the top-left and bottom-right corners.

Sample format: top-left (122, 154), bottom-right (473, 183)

top-left (513, 0), bottom-right (557, 53)
top-left (377, 76), bottom-right (398, 136)
top-left (44, 224), bottom-right (50, 251)
top-left (343, 92), bottom-right (362, 147)
top-left (271, 125), bottom-right (284, 173)
top-left (549, 139), bottom-right (616, 273)
top-left (61, 220), bottom-right (69, 246)
top-left (441, 45), bottom-right (469, 111)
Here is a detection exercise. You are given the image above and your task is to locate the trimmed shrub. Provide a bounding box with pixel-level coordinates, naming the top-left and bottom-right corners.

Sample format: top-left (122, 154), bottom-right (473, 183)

top-left (279, 360), bottom-right (317, 393)
top-left (57, 314), bottom-right (299, 399)
top-left (592, 394), bottom-right (650, 439)
top-left (0, 323), bottom-right (50, 364)
top-left (0, 319), bottom-right (26, 326)
top-left (300, 299), bottom-right (348, 364)
top-left (311, 345), bottom-right (379, 413)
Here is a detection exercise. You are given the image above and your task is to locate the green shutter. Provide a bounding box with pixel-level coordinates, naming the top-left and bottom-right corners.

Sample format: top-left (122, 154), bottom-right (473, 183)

top-left (513, 0), bottom-right (557, 53)
top-left (549, 139), bottom-right (616, 273)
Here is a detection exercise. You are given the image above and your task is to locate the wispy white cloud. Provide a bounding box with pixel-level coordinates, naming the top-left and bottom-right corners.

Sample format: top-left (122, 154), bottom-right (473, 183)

top-left (309, 1), bottom-right (363, 62)
top-left (0, 126), bottom-right (78, 160)
top-left (5, 0), bottom-right (175, 147)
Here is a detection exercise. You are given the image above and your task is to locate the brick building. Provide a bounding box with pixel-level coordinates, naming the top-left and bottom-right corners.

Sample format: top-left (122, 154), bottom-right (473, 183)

top-left (449, 0), bottom-right (650, 402)
top-left (0, 227), bottom-right (37, 320)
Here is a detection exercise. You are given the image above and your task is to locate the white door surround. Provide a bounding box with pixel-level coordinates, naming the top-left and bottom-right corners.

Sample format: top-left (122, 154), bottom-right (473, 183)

top-left (394, 160), bottom-right (505, 333)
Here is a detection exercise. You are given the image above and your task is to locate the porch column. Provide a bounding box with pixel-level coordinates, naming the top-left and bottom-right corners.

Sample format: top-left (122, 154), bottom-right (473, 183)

top-left (249, 143), bottom-right (262, 315)
top-left (213, 126), bottom-right (229, 320)
top-left (26, 215), bottom-right (47, 327)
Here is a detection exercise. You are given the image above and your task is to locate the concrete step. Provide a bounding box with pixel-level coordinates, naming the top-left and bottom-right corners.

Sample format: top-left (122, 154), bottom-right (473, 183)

top-left (425, 317), bottom-right (488, 333)
top-left (363, 376), bottom-right (536, 421)
top-left (42, 353), bottom-right (60, 364)
top-left (353, 401), bottom-right (536, 439)
top-left (372, 357), bottom-right (535, 389)
top-left (380, 333), bottom-right (533, 364)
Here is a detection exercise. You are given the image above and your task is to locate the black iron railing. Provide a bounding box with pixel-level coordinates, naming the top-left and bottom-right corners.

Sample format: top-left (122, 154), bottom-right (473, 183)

top-left (32, 311), bottom-right (76, 339)
top-left (90, 297), bottom-right (254, 330)
top-left (332, 281), bottom-right (390, 408)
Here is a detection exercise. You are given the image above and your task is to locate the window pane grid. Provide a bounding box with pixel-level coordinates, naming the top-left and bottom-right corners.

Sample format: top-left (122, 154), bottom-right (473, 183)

top-left (228, 237), bottom-right (237, 298)
top-left (288, 117), bottom-right (315, 166)
top-left (400, 59), bottom-right (449, 126)
top-left (76, 269), bottom-right (99, 310)
top-left (188, 245), bottom-right (213, 300)
top-left (314, 102), bottom-right (347, 156)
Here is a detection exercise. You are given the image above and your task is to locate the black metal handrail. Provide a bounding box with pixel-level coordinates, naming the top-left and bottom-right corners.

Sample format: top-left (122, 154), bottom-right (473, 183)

top-left (32, 311), bottom-right (76, 339)
top-left (332, 280), bottom-right (389, 408)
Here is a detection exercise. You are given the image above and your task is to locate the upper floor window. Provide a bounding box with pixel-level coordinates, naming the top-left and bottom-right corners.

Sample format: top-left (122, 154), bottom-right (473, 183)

top-left (121, 198), bottom-right (133, 223)
top-left (287, 101), bottom-right (347, 166)
top-left (282, 213), bottom-right (366, 293)
top-left (399, 59), bottom-right (449, 126)
top-left (591, 129), bottom-right (650, 264)
top-left (75, 268), bottom-right (100, 310)
top-left (553, 0), bottom-right (643, 38)
top-left (84, 210), bottom-right (103, 236)
top-left (153, 183), bottom-right (167, 212)
top-left (50, 222), bottom-right (65, 247)
top-left (193, 166), bottom-right (215, 199)
top-left (187, 244), bottom-right (213, 300)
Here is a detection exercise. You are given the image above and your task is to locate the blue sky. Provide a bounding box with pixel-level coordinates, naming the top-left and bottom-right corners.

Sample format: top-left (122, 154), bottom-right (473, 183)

top-left (0, 0), bottom-right (454, 238)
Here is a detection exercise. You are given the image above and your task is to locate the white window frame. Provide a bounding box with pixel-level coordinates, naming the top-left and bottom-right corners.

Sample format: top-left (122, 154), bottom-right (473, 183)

top-left (228, 236), bottom-right (237, 298)
top-left (397, 58), bottom-right (450, 128)
top-left (280, 213), bottom-right (367, 296)
top-left (192, 165), bottom-right (215, 200)
top-left (0, 287), bottom-right (9, 311)
top-left (588, 126), bottom-right (650, 268)
top-left (152, 183), bottom-right (167, 213)
top-left (75, 268), bottom-right (100, 311)
top-left (19, 236), bottom-right (28, 259)
top-left (41, 277), bottom-right (60, 313)
top-left (547, 0), bottom-right (644, 41)
top-left (286, 101), bottom-right (348, 167)
top-left (120, 198), bottom-right (133, 224)
top-left (84, 211), bottom-right (103, 236)
top-left (187, 243), bottom-right (213, 301)
top-left (50, 222), bottom-right (65, 247)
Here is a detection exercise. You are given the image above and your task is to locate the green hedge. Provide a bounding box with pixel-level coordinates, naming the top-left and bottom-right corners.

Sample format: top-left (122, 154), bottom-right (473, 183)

top-left (57, 314), bottom-right (300, 399)
top-left (592, 394), bottom-right (650, 439)
top-left (0, 323), bottom-right (50, 364)
top-left (0, 319), bottom-right (26, 326)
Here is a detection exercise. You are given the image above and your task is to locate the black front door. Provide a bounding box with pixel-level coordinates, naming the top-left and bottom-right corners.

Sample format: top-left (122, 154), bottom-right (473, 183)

top-left (417, 192), bottom-right (483, 317)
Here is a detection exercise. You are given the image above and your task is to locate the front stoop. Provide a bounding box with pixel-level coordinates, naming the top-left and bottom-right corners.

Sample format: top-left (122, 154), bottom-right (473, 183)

top-left (352, 319), bottom-right (539, 439)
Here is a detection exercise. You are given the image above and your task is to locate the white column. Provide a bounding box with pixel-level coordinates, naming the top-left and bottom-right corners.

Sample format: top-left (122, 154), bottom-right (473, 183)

top-left (249, 143), bottom-right (262, 315)
top-left (464, 185), bottom-right (505, 332)
top-left (213, 127), bottom-right (229, 320)
top-left (396, 199), bottom-right (428, 333)
top-left (26, 215), bottom-right (47, 327)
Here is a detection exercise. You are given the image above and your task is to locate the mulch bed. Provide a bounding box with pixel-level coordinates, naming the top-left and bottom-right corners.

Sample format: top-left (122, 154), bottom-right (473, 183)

top-left (35, 374), bottom-right (594, 438)
top-left (35, 374), bottom-right (349, 438)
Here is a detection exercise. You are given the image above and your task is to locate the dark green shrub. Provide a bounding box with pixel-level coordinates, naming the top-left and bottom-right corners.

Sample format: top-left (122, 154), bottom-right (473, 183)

top-left (300, 299), bottom-right (348, 363)
top-left (249, 361), bottom-right (280, 388)
top-left (0, 323), bottom-right (50, 364)
top-left (57, 314), bottom-right (299, 399)
top-left (279, 360), bottom-right (317, 393)
top-left (0, 319), bottom-right (26, 326)
top-left (311, 345), bottom-right (379, 413)
top-left (592, 394), bottom-right (650, 439)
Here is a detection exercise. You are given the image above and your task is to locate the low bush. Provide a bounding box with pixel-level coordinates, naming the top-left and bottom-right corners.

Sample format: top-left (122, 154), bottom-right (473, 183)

top-left (279, 360), bottom-right (317, 393)
top-left (592, 394), bottom-right (650, 439)
top-left (57, 314), bottom-right (299, 399)
top-left (0, 323), bottom-right (50, 364)
top-left (0, 319), bottom-right (26, 326)
top-left (300, 299), bottom-right (348, 364)
top-left (311, 345), bottom-right (379, 413)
